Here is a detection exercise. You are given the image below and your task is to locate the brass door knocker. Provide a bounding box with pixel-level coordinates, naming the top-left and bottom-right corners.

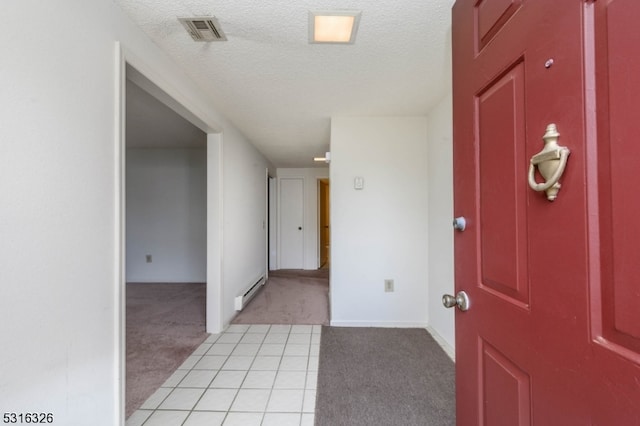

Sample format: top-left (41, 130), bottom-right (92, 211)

top-left (528, 124), bottom-right (570, 201)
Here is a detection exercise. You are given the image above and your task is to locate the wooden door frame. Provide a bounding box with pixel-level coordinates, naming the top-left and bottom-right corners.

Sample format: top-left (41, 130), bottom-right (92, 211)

top-left (317, 178), bottom-right (330, 268)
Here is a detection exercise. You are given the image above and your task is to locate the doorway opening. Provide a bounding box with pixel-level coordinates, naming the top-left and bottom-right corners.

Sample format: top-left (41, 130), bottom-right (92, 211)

top-left (117, 47), bottom-right (224, 421)
top-left (123, 66), bottom-right (209, 417)
top-left (318, 178), bottom-right (330, 269)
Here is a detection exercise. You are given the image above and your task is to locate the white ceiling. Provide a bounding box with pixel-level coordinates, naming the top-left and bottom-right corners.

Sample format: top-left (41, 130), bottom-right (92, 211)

top-left (116, 0), bottom-right (455, 167)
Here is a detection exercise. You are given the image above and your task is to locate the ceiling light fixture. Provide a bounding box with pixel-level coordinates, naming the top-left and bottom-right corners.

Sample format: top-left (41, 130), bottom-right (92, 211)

top-left (309, 11), bottom-right (361, 44)
top-left (314, 152), bottom-right (331, 163)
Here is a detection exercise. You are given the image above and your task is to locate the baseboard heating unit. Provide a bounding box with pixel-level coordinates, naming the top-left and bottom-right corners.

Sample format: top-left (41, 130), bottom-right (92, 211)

top-left (234, 275), bottom-right (266, 311)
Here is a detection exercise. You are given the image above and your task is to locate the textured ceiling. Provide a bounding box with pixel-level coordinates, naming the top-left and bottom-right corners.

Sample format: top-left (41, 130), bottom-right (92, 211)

top-left (115, 0), bottom-right (455, 167)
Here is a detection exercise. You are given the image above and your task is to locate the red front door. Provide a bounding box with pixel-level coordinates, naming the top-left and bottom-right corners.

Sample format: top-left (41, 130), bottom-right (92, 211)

top-left (452, 0), bottom-right (640, 424)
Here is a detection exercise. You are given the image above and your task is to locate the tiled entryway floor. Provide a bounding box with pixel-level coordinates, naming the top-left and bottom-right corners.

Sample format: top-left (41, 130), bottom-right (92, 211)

top-left (126, 324), bottom-right (320, 426)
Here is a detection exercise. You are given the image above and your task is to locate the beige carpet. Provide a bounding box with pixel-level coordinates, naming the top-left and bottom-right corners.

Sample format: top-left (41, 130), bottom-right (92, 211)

top-left (126, 283), bottom-right (208, 418)
top-left (232, 269), bottom-right (330, 325)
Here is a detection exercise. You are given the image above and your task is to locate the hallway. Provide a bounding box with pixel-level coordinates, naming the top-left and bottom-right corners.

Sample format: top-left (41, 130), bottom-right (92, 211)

top-left (232, 270), bottom-right (330, 326)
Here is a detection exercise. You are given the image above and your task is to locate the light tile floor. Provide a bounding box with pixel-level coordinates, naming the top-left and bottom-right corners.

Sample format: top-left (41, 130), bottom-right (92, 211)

top-left (127, 324), bottom-right (320, 426)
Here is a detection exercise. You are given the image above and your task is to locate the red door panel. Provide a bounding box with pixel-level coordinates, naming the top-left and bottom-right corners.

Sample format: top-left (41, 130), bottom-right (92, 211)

top-left (481, 341), bottom-right (531, 426)
top-left (478, 62), bottom-right (529, 307)
top-left (476, 0), bottom-right (523, 49)
top-left (588, 0), bottom-right (640, 422)
top-left (453, 0), bottom-right (640, 424)
top-left (594, 0), bottom-right (640, 353)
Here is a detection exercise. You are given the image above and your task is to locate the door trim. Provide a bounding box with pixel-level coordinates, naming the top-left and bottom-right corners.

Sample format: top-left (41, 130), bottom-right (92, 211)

top-left (317, 178), bottom-right (330, 268)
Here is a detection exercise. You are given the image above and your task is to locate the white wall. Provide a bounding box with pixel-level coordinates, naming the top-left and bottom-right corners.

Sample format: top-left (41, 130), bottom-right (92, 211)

top-left (222, 126), bottom-right (274, 326)
top-left (207, 134), bottom-right (224, 333)
top-left (330, 117), bottom-right (429, 327)
top-left (426, 93), bottom-right (456, 356)
top-left (276, 168), bottom-right (330, 270)
top-left (269, 176), bottom-right (277, 271)
top-left (0, 1), bottom-right (271, 424)
top-left (126, 148), bottom-right (206, 282)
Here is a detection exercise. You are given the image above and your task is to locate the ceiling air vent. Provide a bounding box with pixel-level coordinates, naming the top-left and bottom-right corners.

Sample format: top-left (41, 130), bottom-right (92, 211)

top-left (178, 17), bottom-right (227, 42)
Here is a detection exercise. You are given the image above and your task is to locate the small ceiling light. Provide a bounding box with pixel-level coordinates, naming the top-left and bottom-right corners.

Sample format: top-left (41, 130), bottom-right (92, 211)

top-left (314, 152), bottom-right (331, 163)
top-left (309, 11), bottom-right (361, 44)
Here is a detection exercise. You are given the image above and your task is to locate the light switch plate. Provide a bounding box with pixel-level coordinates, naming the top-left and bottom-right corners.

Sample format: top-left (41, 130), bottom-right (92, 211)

top-left (354, 176), bottom-right (364, 190)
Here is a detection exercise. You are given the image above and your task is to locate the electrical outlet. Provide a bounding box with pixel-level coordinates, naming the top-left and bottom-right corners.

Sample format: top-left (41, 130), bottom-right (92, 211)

top-left (384, 279), bottom-right (394, 292)
top-left (146, 255), bottom-right (152, 263)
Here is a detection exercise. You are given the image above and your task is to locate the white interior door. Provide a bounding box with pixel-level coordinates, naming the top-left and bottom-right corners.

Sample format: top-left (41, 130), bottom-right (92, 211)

top-left (279, 178), bottom-right (304, 269)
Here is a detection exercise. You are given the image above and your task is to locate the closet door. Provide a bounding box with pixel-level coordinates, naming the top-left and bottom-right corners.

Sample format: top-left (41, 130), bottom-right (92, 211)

top-left (279, 178), bottom-right (304, 269)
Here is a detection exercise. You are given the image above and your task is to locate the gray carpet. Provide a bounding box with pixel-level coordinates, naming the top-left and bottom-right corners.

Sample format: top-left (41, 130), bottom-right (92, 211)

top-left (232, 269), bottom-right (330, 325)
top-left (126, 283), bottom-right (208, 418)
top-left (316, 327), bottom-right (455, 426)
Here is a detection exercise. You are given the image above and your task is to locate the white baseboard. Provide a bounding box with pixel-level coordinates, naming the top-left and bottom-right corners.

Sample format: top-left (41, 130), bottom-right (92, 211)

top-left (330, 320), bottom-right (430, 328)
top-left (425, 325), bottom-right (455, 362)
